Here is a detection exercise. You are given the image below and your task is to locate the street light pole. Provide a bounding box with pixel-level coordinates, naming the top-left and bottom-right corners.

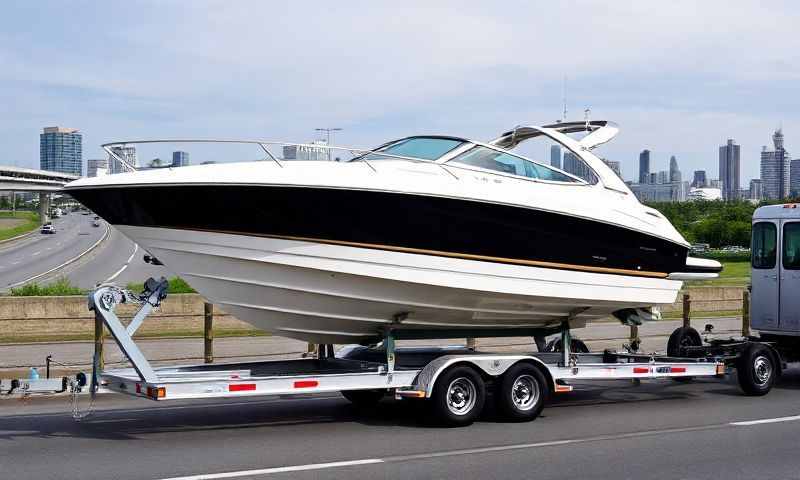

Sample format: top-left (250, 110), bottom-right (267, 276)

top-left (315, 127), bottom-right (343, 161)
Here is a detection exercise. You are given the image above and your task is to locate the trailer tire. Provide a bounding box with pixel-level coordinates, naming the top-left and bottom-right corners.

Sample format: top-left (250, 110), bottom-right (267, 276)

top-left (667, 327), bottom-right (702, 382)
top-left (544, 338), bottom-right (590, 353)
top-left (429, 365), bottom-right (486, 427)
top-left (736, 344), bottom-right (776, 396)
top-left (341, 389), bottom-right (385, 407)
top-left (496, 363), bottom-right (548, 422)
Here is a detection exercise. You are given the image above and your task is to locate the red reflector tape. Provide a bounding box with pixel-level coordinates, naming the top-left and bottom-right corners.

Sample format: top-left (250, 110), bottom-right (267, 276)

top-left (229, 383), bottom-right (256, 392)
top-left (671, 367), bottom-right (687, 373)
top-left (633, 367), bottom-right (649, 374)
top-left (294, 380), bottom-right (319, 389)
top-left (135, 383), bottom-right (141, 394)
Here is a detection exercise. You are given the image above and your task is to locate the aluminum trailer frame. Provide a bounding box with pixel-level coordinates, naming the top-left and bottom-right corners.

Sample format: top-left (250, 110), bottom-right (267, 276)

top-left (86, 279), bottom-right (759, 425)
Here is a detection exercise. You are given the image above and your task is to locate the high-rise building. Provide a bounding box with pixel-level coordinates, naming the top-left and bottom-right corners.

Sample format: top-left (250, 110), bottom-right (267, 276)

top-left (760, 129), bottom-right (791, 200)
top-left (87, 159), bottom-right (108, 178)
top-left (692, 170), bottom-right (707, 188)
top-left (108, 146), bottom-right (138, 174)
top-left (669, 156), bottom-right (682, 182)
top-left (749, 179), bottom-right (763, 201)
top-left (630, 181), bottom-right (689, 203)
top-left (563, 152), bottom-right (597, 183)
top-left (657, 170), bottom-right (669, 184)
top-left (791, 158), bottom-right (800, 197)
top-left (283, 141), bottom-right (328, 161)
top-left (638, 150), bottom-right (651, 184)
top-left (40, 127), bottom-right (82, 176)
top-left (172, 151), bottom-right (190, 167)
top-left (602, 159), bottom-right (621, 179)
top-left (719, 139), bottom-right (740, 201)
top-left (550, 145), bottom-right (562, 169)
top-left (649, 172), bottom-right (658, 185)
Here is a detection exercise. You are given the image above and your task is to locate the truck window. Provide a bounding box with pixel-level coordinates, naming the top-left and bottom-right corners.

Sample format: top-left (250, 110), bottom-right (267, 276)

top-left (752, 222), bottom-right (777, 269)
top-left (784, 222), bottom-right (800, 270)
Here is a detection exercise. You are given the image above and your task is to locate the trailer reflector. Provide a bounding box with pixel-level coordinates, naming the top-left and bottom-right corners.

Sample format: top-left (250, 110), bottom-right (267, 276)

top-left (294, 380), bottom-right (319, 389)
top-left (396, 390), bottom-right (426, 398)
top-left (229, 383), bottom-right (256, 392)
top-left (716, 364), bottom-right (726, 375)
top-left (633, 367), bottom-right (649, 374)
top-left (146, 386), bottom-right (166, 399)
top-left (671, 367), bottom-right (686, 373)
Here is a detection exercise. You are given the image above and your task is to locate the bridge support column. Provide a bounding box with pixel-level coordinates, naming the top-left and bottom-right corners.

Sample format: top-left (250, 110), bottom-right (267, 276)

top-left (38, 192), bottom-right (50, 224)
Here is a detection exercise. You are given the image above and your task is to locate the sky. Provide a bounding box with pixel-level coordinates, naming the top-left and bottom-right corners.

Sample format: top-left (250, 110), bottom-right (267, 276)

top-left (1, 1), bottom-right (798, 184)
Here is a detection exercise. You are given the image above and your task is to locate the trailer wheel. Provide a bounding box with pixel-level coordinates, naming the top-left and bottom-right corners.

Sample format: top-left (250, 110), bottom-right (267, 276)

top-left (341, 389), bottom-right (385, 407)
top-left (737, 344), bottom-right (776, 396)
top-left (429, 366), bottom-right (486, 427)
top-left (544, 338), bottom-right (590, 353)
top-left (667, 327), bottom-right (702, 382)
top-left (496, 364), bottom-right (548, 422)
top-left (667, 326), bottom-right (702, 357)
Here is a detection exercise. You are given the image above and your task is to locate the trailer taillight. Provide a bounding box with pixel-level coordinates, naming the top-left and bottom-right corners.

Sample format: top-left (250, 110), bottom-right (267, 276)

top-left (146, 386), bottom-right (165, 399)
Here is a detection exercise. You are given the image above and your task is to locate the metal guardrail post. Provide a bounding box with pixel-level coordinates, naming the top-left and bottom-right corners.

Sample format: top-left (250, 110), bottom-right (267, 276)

top-left (94, 312), bottom-right (105, 372)
top-left (682, 293), bottom-right (691, 329)
top-left (742, 290), bottom-right (751, 337)
top-left (204, 302), bottom-right (214, 363)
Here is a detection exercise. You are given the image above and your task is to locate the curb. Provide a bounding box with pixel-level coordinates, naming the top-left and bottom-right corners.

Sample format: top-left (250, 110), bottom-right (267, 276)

top-left (5, 224), bottom-right (111, 289)
top-left (0, 226), bottom-right (38, 247)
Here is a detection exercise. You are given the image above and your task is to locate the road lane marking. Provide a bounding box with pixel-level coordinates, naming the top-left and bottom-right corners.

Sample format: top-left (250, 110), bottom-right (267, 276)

top-left (104, 243), bottom-right (139, 283)
top-left (155, 413), bottom-right (800, 480)
top-left (31, 251), bottom-right (41, 256)
top-left (6, 225), bottom-right (110, 289)
top-left (730, 415), bottom-right (800, 426)
top-left (161, 460), bottom-right (384, 480)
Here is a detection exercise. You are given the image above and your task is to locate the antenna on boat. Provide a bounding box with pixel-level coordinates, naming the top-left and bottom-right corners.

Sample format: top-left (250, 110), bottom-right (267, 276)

top-left (560, 76), bottom-right (567, 123)
top-left (584, 108), bottom-right (591, 130)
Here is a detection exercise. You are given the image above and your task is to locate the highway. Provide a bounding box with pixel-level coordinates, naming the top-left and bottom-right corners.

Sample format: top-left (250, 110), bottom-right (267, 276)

top-left (0, 213), bottom-right (106, 289)
top-left (3, 370), bottom-right (800, 479)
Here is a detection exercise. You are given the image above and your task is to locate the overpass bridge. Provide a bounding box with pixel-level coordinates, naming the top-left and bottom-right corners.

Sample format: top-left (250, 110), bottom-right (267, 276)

top-left (0, 166), bottom-right (80, 223)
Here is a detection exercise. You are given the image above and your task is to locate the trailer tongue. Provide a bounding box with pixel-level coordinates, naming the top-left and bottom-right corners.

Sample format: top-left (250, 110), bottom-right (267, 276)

top-left (76, 278), bottom-right (778, 427)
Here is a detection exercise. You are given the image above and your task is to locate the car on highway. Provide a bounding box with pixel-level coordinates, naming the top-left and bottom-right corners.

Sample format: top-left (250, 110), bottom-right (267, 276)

top-left (40, 223), bottom-right (56, 234)
top-left (92, 219), bottom-right (101, 227)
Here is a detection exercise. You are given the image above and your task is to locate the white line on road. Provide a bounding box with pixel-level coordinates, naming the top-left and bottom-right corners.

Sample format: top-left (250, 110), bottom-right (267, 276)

top-left (31, 251), bottom-right (41, 256)
top-left (155, 413), bottom-right (800, 480)
top-left (161, 460), bottom-right (384, 480)
top-left (730, 415), bottom-right (800, 426)
top-left (104, 243), bottom-right (138, 283)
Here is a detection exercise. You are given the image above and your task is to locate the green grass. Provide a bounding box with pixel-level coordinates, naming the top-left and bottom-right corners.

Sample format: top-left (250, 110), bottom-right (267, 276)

top-left (0, 210), bottom-right (40, 241)
top-left (125, 277), bottom-right (197, 294)
top-left (9, 277), bottom-right (85, 296)
top-left (687, 261), bottom-right (750, 287)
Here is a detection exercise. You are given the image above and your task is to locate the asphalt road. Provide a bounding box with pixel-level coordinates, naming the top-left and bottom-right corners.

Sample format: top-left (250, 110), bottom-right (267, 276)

top-left (0, 213), bottom-right (105, 289)
top-left (3, 369), bottom-right (800, 479)
top-left (44, 220), bottom-right (170, 289)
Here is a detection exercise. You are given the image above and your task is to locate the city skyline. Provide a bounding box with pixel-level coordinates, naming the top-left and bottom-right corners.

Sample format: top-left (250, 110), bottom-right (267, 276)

top-left (0, 2), bottom-right (797, 182)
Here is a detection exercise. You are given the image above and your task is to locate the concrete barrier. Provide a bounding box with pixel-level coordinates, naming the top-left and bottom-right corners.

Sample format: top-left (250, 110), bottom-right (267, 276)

top-left (0, 286), bottom-right (748, 344)
top-left (0, 294), bottom-right (257, 343)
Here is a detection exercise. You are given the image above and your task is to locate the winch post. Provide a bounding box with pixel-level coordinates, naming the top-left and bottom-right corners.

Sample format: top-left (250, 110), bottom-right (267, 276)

top-left (560, 321), bottom-right (571, 367)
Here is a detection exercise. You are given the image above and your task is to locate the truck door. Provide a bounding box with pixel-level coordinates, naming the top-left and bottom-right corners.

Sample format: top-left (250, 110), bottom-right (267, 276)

top-left (780, 221), bottom-right (800, 332)
top-left (750, 221), bottom-right (779, 330)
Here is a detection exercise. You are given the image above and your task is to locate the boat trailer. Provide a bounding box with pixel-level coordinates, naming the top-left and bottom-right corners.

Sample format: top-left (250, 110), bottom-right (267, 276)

top-left (76, 278), bottom-right (780, 426)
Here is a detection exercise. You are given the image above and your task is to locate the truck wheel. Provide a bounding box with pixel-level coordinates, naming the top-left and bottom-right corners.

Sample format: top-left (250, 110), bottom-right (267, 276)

top-left (429, 366), bottom-right (486, 427)
top-left (341, 389), bottom-right (385, 407)
top-left (496, 364), bottom-right (548, 422)
top-left (737, 344), bottom-right (777, 396)
top-left (667, 326), bottom-right (702, 357)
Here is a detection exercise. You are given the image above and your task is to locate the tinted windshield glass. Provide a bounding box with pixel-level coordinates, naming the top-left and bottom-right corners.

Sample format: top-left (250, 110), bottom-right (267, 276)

top-left (752, 222), bottom-right (777, 269)
top-left (448, 146), bottom-right (579, 182)
top-left (360, 137), bottom-right (463, 161)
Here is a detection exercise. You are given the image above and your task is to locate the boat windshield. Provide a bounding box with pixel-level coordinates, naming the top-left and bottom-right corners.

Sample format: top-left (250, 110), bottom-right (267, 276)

top-left (448, 146), bottom-right (580, 183)
top-left (356, 137), bottom-right (464, 161)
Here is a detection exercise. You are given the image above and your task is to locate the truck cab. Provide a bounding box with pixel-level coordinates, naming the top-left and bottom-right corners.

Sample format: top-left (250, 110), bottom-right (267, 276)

top-left (751, 204), bottom-right (800, 334)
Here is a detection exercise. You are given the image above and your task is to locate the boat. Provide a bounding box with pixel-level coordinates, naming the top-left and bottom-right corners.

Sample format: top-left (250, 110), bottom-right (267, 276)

top-left (64, 120), bottom-right (721, 343)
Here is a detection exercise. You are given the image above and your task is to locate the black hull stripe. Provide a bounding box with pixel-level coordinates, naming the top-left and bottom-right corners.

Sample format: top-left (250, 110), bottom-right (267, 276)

top-left (141, 226), bottom-right (669, 278)
top-left (68, 184), bottom-right (689, 277)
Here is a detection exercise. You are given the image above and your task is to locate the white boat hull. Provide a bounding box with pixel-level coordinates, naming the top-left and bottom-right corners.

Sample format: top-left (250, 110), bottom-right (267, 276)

top-left (118, 226), bottom-right (683, 343)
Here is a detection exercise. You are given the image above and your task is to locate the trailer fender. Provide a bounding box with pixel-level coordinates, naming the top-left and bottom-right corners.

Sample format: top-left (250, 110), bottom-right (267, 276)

top-left (414, 355), bottom-right (552, 398)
